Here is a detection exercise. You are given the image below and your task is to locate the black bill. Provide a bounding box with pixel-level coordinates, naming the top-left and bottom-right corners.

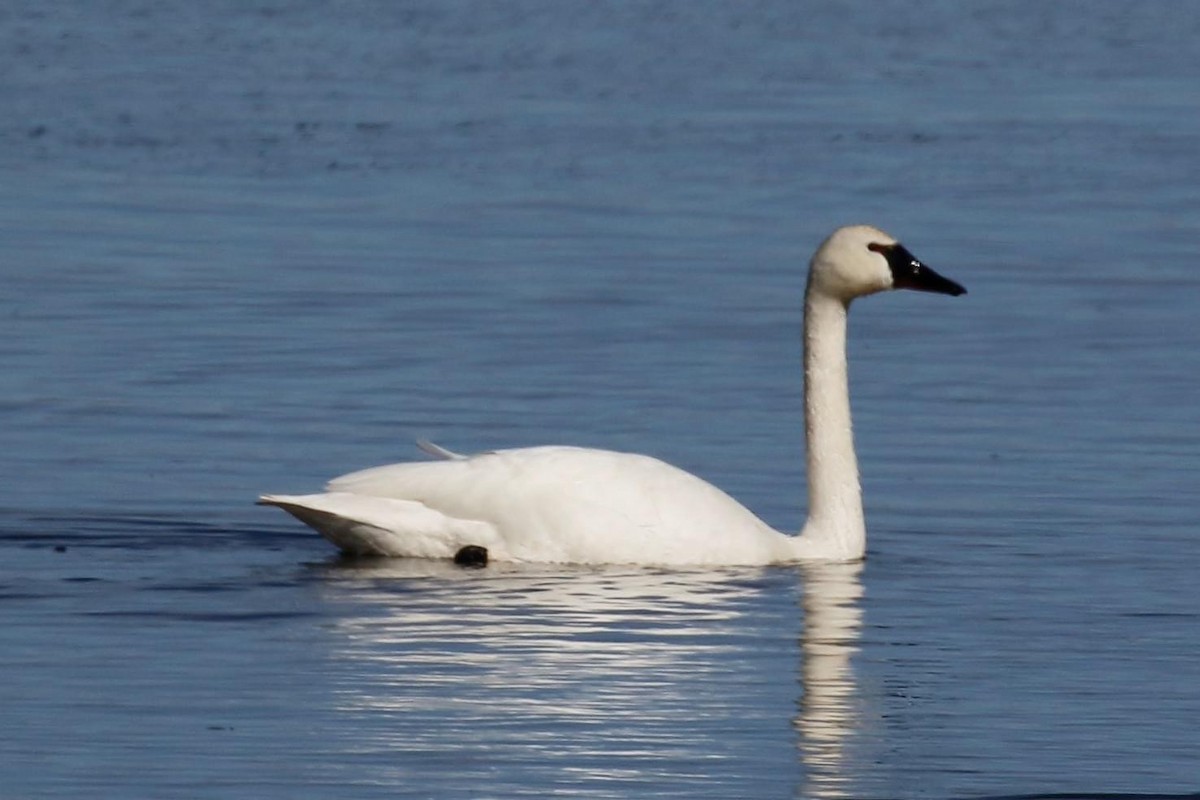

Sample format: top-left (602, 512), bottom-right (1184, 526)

top-left (871, 242), bottom-right (967, 296)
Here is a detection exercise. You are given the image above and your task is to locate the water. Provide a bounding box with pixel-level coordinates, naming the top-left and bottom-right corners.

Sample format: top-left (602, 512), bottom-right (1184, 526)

top-left (2, 1), bottom-right (1198, 797)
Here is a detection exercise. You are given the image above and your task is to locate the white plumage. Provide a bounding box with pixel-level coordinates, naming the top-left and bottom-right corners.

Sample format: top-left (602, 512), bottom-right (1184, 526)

top-left (259, 225), bottom-right (965, 565)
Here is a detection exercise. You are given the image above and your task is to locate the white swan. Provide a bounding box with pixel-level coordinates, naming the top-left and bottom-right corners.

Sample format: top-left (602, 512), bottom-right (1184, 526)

top-left (258, 225), bottom-right (965, 565)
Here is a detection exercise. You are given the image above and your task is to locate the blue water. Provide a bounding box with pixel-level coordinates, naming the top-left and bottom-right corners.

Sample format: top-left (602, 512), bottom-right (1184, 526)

top-left (2, 2), bottom-right (1199, 797)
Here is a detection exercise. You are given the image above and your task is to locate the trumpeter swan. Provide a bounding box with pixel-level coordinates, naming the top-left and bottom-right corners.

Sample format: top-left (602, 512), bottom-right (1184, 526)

top-left (258, 225), bottom-right (965, 565)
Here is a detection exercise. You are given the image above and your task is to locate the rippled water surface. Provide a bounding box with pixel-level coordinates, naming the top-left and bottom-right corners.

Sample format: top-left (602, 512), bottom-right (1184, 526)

top-left (2, 2), bottom-right (1199, 798)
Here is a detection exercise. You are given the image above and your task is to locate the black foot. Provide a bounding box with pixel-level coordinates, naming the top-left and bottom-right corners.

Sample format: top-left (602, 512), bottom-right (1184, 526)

top-left (453, 545), bottom-right (489, 568)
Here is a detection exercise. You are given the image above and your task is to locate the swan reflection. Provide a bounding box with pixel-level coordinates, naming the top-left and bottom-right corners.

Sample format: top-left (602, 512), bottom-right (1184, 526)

top-left (315, 560), bottom-right (766, 713)
top-left (311, 558), bottom-right (864, 795)
top-left (795, 561), bottom-right (865, 799)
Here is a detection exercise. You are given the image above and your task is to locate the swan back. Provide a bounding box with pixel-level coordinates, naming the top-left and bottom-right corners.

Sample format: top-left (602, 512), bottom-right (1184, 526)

top-left (322, 446), bottom-right (789, 565)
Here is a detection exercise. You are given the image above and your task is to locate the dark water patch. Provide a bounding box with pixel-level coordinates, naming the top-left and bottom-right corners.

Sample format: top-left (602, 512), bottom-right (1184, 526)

top-left (138, 580), bottom-right (250, 594)
top-left (83, 609), bottom-right (316, 624)
top-left (0, 588), bottom-right (63, 601)
top-left (971, 793), bottom-right (1200, 800)
top-left (0, 510), bottom-right (310, 552)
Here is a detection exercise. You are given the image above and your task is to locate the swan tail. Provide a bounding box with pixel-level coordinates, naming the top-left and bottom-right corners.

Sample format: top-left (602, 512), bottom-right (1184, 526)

top-left (257, 492), bottom-right (498, 559)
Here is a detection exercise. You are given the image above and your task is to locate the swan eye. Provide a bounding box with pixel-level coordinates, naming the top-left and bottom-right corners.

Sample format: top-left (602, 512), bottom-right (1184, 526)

top-left (868, 242), bottom-right (917, 276)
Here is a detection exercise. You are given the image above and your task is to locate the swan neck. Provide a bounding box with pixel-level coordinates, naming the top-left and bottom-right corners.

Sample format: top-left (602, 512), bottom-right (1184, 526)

top-left (799, 289), bottom-right (865, 559)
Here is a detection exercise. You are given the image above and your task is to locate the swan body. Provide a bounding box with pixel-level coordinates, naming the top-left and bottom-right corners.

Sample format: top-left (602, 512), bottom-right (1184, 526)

top-left (259, 225), bottom-right (965, 565)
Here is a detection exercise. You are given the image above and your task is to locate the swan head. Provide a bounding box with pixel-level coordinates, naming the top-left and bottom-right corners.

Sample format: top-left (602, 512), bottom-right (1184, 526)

top-left (809, 225), bottom-right (966, 302)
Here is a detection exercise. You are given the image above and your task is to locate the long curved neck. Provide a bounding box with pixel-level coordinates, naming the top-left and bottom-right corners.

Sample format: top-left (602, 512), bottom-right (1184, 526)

top-left (798, 288), bottom-right (866, 560)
